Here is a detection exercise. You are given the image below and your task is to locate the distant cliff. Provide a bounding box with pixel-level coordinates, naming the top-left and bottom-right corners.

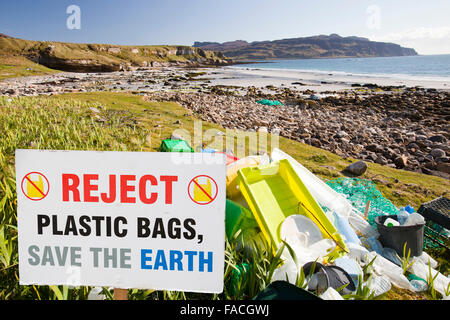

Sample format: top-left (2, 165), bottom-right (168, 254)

top-left (0, 35), bottom-right (232, 73)
top-left (194, 34), bottom-right (418, 61)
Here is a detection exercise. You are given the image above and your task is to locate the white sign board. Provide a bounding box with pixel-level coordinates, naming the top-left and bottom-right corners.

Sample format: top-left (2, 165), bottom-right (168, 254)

top-left (15, 149), bottom-right (226, 293)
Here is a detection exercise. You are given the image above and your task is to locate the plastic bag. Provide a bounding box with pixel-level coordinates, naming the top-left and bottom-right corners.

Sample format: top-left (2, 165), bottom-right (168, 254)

top-left (348, 210), bottom-right (379, 238)
top-left (382, 247), bottom-right (402, 266)
top-left (364, 275), bottom-right (391, 297)
top-left (417, 251), bottom-right (438, 269)
top-left (403, 213), bottom-right (425, 226)
top-left (366, 251), bottom-right (415, 291)
top-left (271, 255), bottom-right (298, 284)
top-left (409, 259), bottom-right (450, 299)
top-left (319, 287), bottom-right (344, 300)
top-left (88, 287), bottom-right (107, 300)
top-left (346, 242), bottom-right (370, 263)
top-left (363, 237), bottom-right (384, 255)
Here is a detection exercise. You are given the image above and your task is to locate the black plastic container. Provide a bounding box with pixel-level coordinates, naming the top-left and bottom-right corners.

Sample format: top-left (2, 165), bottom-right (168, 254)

top-left (417, 197), bottom-right (450, 230)
top-left (375, 215), bottom-right (425, 257)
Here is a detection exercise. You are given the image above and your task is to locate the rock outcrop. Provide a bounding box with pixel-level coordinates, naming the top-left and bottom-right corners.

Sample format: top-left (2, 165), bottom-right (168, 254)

top-left (0, 36), bottom-right (233, 73)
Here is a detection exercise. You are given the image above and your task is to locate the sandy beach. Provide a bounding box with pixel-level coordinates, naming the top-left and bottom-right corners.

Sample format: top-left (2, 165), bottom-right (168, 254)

top-left (1, 64), bottom-right (450, 96)
top-left (199, 66), bottom-right (450, 93)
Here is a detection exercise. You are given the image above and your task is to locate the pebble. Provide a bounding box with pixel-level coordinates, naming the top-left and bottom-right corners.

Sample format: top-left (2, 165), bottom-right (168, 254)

top-left (1, 68), bottom-right (449, 179)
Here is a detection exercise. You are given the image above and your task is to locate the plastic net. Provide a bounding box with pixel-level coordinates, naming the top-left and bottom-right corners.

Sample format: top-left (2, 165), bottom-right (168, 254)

top-left (423, 221), bottom-right (450, 250)
top-left (256, 99), bottom-right (283, 106)
top-left (326, 177), bottom-right (398, 226)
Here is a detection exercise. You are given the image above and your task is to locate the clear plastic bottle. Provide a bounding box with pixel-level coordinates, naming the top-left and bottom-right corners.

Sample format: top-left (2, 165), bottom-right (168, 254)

top-left (410, 279), bottom-right (428, 292)
top-left (397, 208), bottom-right (410, 225)
top-left (403, 213), bottom-right (425, 226)
top-left (408, 274), bottom-right (428, 292)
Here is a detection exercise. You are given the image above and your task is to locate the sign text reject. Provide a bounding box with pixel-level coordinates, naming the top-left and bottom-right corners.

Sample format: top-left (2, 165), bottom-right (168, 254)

top-left (15, 150), bottom-right (226, 293)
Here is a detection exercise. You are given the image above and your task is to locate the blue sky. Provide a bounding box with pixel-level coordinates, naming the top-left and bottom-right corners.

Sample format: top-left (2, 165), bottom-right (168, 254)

top-left (1, 0), bottom-right (449, 54)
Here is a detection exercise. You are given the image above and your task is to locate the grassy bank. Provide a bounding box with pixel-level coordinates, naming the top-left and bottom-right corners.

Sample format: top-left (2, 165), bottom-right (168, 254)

top-left (0, 92), bottom-right (448, 300)
top-left (0, 55), bottom-right (60, 81)
top-left (0, 36), bottom-right (230, 77)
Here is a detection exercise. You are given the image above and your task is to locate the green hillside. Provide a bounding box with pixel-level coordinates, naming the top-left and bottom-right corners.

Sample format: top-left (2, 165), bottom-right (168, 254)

top-left (0, 35), bottom-right (232, 79)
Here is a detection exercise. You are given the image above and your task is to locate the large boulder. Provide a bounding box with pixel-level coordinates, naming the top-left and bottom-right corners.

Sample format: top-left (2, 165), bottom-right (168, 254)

top-left (430, 148), bottom-right (446, 159)
top-left (429, 135), bottom-right (446, 143)
top-left (343, 160), bottom-right (368, 176)
top-left (394, 154), bottom-right (408, 169)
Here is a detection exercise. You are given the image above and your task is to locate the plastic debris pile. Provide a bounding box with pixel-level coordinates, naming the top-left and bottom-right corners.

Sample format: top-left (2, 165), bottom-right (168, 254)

top-left (159, 139), bottom-right (450, 300)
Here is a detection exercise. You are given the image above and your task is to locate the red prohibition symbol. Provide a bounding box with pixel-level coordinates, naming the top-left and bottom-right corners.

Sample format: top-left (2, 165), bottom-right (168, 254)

top-left (21, 171), bottom-right (50, 201)
top-left (187, 175), bottom-right (218, 205)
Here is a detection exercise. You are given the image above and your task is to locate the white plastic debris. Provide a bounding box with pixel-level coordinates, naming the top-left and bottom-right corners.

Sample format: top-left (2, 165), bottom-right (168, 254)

top-left (384, 218), bottom-right (400, 227)
top-left (320, 287), bottom-right (344, 300)
top-left (280, 215), bottom-right (323, 247)
top-left (333, 211), bottom-right (361, 245)
top-left (348, 210), bottom-right (379, 238)
top-left (307, 239), bottom-right (336, 261)
top-left (366, 251), bottom-right (415, 291)
top-left (271, 237), bottom-right (336, 284)
top-left (382, 247), bottom-right (402, 266)
top-left (279, 215), bottom-right (336, 267)
top-left (409, 259), bottom-right (450, 299)
top-left (362, 237), bottom-right (383, 255)
top-left (403, 213), bottom-right (425, 226)
top-left (271, 254), bottom-right (299, 284)
top-left (259, 153), bottom-right (271, 166)
top-left (410, 279), bottom-right (428, 292)
top-left (364, 275), bottom-right (392, 297)
top-left (416, 251), bottom-right (438, 269)
top-left (88, 287), bottom-right (107, 300)
top-left (346, 242), bottom-right (370, 263)
top-left (334, 257), bottom-right (363, 288)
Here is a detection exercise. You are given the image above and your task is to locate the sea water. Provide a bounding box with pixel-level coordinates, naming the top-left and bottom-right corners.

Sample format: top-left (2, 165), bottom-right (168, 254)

top-left (235, 54), bottom-right (450, 82)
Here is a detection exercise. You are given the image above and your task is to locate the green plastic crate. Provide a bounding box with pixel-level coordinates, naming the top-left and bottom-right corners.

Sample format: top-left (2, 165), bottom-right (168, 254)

top-left (160, 139), bottom-right (194, 153)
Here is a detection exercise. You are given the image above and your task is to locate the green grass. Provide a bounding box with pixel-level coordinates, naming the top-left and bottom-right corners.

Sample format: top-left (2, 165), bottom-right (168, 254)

top-left (0, 55), bottom-right (60, 80)
top-left (0, 91), bottom-right (448, 300)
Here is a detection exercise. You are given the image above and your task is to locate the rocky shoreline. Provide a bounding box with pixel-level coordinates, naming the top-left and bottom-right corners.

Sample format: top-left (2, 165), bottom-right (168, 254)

top-left (1, 67), bottom-right (449, 179)
top-left (145, 88), bottom-right (450, 179)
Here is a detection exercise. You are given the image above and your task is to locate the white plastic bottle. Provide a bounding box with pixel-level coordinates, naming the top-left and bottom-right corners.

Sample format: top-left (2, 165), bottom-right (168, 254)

top-left (384, 218), bottom-right (400, 227)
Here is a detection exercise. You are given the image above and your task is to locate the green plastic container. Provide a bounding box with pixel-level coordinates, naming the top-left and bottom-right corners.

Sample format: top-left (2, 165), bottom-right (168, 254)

top-left (225, 199), bottom-right (260, 241)
top-left (230, 263), bottom-right (250, 296)
top-left (160, 139), bottom-right (194, 153)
